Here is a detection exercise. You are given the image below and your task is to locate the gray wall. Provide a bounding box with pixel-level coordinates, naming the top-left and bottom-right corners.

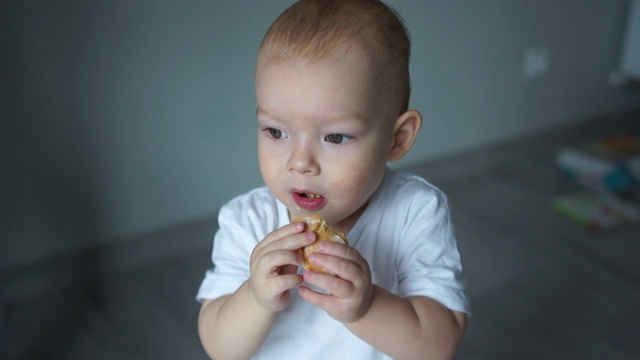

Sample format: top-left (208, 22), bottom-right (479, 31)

top-left (2, 0), bottom-right (639, 270)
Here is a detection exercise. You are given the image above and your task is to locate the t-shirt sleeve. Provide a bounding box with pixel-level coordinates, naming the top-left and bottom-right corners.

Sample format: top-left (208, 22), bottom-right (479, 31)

top-left (397, 189), bottom-right (469, 314)
top-left (196, 202), bottom-right (257, 302)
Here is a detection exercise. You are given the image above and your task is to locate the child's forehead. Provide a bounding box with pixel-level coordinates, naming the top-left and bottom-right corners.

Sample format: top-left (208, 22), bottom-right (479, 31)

top-left (255, 67), bottom-right (395, 130)
top-left (256, 55), bottom-right (377, 101)
top-left (256, 45), bottom-right (382, 90)
top-left (255, 46), bottom-right (397, 126)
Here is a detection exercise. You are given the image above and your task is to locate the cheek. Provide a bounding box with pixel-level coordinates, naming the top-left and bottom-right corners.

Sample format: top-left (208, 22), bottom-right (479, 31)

top-left (258, 144), bottom-right (279, 183)
top-left (259, 158), bottom-right (278, 178)
top-left (326, 155), bottom-right (385, 197)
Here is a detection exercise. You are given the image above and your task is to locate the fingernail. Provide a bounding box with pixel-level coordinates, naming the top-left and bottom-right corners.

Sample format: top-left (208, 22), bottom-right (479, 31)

top-left (306, 232), bottom-right (316, 242)
top-left (295, 222), bottom-right (304, 231)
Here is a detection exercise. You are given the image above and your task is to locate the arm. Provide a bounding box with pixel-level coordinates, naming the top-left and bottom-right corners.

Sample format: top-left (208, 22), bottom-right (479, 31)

top-left (198, 222), bottom-right (315, 359)
top-left (345, 286), bottom-right (466, 360)
top-left (299, 243), bottom-right (467, 360)
top-left (198, 281), bottom-right (276, 359)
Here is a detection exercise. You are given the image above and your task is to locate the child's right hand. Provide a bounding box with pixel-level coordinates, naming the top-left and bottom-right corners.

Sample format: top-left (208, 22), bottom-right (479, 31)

top-left (248, 221), bottom-right (315, 312)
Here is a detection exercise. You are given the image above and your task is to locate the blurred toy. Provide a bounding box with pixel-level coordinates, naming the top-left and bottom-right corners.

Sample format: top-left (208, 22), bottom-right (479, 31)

top-left (556, 135), bottom-right (640, 193)
top-left (553, 191), bottom-right (640, 231)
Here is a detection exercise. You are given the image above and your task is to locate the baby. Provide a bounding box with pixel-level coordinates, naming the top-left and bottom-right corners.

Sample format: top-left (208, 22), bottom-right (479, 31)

top-left (197, 1), bottom-right (469, 358)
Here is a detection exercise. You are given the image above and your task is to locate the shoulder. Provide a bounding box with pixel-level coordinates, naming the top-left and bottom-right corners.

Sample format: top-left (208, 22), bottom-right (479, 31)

top-left (372, 170), bottom-right (453, 240)
top-left (222, 186), bottom-right (277, 213)
top-left (218, 187), bottom-right (283, 236)
top-left (380, 170), bottom-right (448, 211)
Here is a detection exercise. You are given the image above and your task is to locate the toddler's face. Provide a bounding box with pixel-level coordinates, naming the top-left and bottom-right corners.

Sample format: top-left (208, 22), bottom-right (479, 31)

top-left (256, 50), bottom-right (395, 233)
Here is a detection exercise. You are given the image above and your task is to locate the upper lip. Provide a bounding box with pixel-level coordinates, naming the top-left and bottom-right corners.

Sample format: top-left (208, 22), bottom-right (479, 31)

top-left (291, 188), bottom-right (324, 198)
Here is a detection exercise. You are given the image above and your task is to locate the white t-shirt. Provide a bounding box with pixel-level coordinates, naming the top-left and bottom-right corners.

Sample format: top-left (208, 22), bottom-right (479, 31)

top-left (197, 170), bottom-right (468, 359)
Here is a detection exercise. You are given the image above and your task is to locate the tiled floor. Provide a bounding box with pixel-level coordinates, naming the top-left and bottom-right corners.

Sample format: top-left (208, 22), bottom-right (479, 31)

top-left (3, 109), bottom-right (640, 359)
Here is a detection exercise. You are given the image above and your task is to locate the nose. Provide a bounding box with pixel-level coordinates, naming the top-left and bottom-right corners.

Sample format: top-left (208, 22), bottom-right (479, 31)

top-left (287, 140), bottom-right (320, 175)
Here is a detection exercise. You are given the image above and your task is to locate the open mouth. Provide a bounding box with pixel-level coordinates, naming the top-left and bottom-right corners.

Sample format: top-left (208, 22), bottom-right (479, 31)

top-left (298, 192), bottom-right (321, 199)
top-left (292, 191), bottom-right (326, 211)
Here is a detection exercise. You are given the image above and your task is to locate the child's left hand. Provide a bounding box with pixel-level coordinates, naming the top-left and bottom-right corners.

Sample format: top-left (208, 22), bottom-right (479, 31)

top-left (297, 242), bottom-right (373, 323)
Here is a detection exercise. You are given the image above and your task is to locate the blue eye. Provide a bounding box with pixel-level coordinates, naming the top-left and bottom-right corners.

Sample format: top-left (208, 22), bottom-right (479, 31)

top-left (325, 133), bottom-right (352, 144)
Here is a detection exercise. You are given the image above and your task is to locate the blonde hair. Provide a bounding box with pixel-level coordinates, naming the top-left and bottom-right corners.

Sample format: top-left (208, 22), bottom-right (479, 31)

top-left (258, 0), bottom-right (411, 115)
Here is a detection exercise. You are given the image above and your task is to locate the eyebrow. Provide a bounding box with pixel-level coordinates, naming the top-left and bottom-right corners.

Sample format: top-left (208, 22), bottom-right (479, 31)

top-left (255, 107), bottom-right (271, 117)
top-left (328, 111), bottom-right (368, 124)
top-left (256, 107), bottom-right (367, 125)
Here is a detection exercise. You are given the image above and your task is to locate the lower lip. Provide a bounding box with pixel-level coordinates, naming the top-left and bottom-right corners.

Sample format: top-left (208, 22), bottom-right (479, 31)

top-left (292, 192), bottom-right (327, 211)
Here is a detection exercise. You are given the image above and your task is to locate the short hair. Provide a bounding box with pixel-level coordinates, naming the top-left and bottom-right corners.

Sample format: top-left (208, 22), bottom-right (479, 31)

top-left (258, 0), bottom-right (411, 115)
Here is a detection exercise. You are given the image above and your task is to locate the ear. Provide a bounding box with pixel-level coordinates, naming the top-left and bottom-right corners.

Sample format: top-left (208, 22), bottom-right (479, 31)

top-left (388, 109), bottom-right (422, 162)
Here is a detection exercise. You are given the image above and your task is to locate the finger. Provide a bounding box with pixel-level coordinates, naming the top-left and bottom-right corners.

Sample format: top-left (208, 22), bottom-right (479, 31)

top-left (266, 273), bottom-right (304, 295)
top-left (298, 284), bottom-right (334, 309)
top-left (252, 231), bottom-right (314, 267)
top-left (261, 228), bottom-right (315, 254)
top-left (254, 274), bottom-right (303, 312)
top-left (257, 222), bottom-right (306, 249)
top-left (302, 269), bottom-right (355, 298)
top-left (307, 252), bottom-right (362, 281)
top-left (314, 241), bottom-right (359, 261)
top-left (256, 249), bottom-right (301, 275)
top-left (261, 233), bottom-right (315, 263)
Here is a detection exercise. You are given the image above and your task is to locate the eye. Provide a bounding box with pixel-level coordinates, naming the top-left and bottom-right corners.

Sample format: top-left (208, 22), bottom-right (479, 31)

top-left (325, 133), bottom-right (352, 144)
top-left (265, 127), bottom-right (287, 140)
